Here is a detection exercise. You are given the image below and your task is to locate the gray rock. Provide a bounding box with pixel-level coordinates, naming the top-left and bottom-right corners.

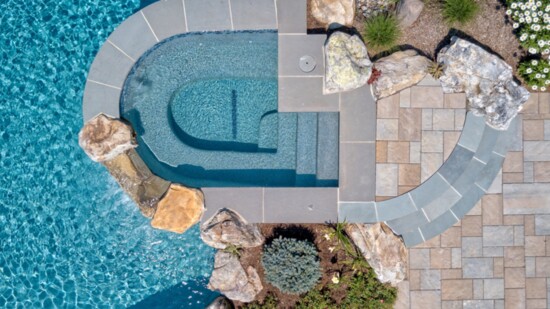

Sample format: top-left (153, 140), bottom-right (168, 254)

top-left (311, 0), bottom-right (355, 28)
top-left (437, 37), bottom-right (530, 130)
top-left (372, 50), bottom-right (431, 99)
top-left (345, 223), bottom-right (408, 285)
top-left (207, 251), bottom-right (263, 303)
top-left (325, 31), bottom-right (372, 94)
top-left (397, 0), bottom-right (424, 28)
top-left (201, 208), bottom-right (265, 250)
top-left (206, 296), bottom-right (234, 309)
top-left (357, 0), bottom-right (394, 18)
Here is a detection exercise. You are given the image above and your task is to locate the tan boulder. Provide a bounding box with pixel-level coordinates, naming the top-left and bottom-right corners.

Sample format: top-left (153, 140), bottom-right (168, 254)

top-left (103, 149), bottom-right (170, 218)
top-left (201, 208), bottom-right (265, 249)
top-left (151, 184), bottom-right (205, 233)
top-left (345, 223), bottom-right (408, 285)
top-left (78, 113), bottom-right (137, 162)
top-left (311, 0), bottom-right (355, 28)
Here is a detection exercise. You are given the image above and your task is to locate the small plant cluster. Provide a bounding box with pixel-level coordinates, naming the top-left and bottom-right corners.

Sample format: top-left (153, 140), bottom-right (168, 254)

top-left (261, 237), bottom-right (321, 295)
top-left (518, 58), bottom-right (550, 90)
top-left (428, 61), bottom-right (446, 79)
top-left (442, 0), bottom-right (480, 25)
top-left (362, 14), bottom-right (401, 50)
top-left (368, 67), bottom-right (382, 84)
top-left (505, 0), bottom-right (550, 55)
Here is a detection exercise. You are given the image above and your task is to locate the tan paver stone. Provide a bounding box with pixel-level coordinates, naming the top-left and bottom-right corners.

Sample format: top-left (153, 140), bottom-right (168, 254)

top-left (534, 162), bottom-right (550, 182)
top-left (410, 269), bottom-right (421, 290)
top-left (526, 299), bottom-right (547, 308)
top-left (441, 226), bottom-right (462, 248)
top-left (431, 248), bottom-right (452, 269)
top-left (523, 93), bottom-right (540, 114)
top-left (410, 290), bottom-right (442, 309)
top-left (410, 141), bottom-right (421, 163)
top-left (452, 248), bottom-right (462, 268)
top-left (523, 120), bottom-right (545, 141)
top-left (442, 300), bottom-right (462, 309)
top-left (388, 141), bottom-right (410, 163)
top-left (377, 94), bottom-right (400, 118)
top-left (376, 163), bottom-right (398, 197)
top-left (377, 119), bottom-right (399, 140)
top-left (443, 131), bottom-right (461, 161)
top-left (525, 216), bottom-right (536, 236)
top-left (525, 236), bottom-right (547, 256)
top-left (455, 110), bottom-right (466, 130)
top-left (376, 141), bottom-right (387, 163)
top-left (504, 215), bottom-right (525, 226)
top-left (535, 257), bottom-right (550, 276)
top-left (422, 131), bottom-right (444, 153)
top-left (505, 268), bottom-right (526, 288)
top-left (524, 162), bottom-right (534, 183)
top-left (445, 93), bottom-right (466, 109)
top-left (433, 109), bottom-right (456, 131)
top-left (494, 257), bottom-right (504, 278)
top-left (526, 278), bottom-right (547, 299)
top-left (442, 269), bottom-right (463, 279)
top-left (503, 172), bottom-right (525, 184)
top-left (399, 164), bottom-right (421, 186)
top-left (482, 195), bottom-right (503, 226)
top-left (539, 93), bottom-right (550, 114)
top-left (462, 216), bottom-right (482, 237)
top-left (399, 185), bottom-right (416, 195)
top-left (441, 279), bottom-right (473, 300)
top-left (422, 108), bottom-right (433, 130)
top-left (504, 247), bottom-right (525, 268)
top-left (546, 236), bottom-right (550, 255)
top-left (375, 196), bottom-right (392, 202)
top-left (410, 248), bottom-right (431, 269)
top-left (394, 280), bottom-right (410, 309)
top-left (504, 152), bottom-right (524, 173)
top-left (469, 200), bottom-right (482, 216)
top-left (421, 152), bottom-right (443, 182)
top-left (415, 235), bottom-right (441, 248)
top-left (505, 288), bottom-right (526, 309)
top-left (399, 108), bottom-right (422, 141)
top-left (411, 86), bottom-right (444, 108)
top-left (488, 169), bottom-right (503, 194)
top-left (400, 87), bottom-right (411, 108)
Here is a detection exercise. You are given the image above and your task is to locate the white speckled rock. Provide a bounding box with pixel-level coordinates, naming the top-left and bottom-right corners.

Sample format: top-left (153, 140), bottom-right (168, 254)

top-left (206, 296), bottom-right (233, 309)
top-left (372, 50), bottom-right (431, 99)
top-left (201, 208), bottom-right (264, 250)
top-left (208, 251), bottom-right (263, 303)
top-left (345, 223), bottom-right (408, 286)
top-left (397, 0), bottom-right (424, 27)
top-left (437, 36), bottom-right (530, 130)
top-left (325, 31), bottom-right (372, 94)
top-left (311, 0), bottom-right (355, 28)
top-left (78, 113), bottom-right (136, 162)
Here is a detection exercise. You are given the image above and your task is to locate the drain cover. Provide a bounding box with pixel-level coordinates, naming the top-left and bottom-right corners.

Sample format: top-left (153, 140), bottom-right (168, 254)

top-left (299, 55), bottom-right (316, 73)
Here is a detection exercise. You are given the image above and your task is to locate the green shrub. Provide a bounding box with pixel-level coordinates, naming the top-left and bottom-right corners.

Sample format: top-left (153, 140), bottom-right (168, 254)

top-left (519, 58), bottom-right (550, 91)
top-left (261, 237), bottom-right (321, 295)
top-left (242, 293), bottom-right (278, 309)
top-left (362, 14), bottom-right (401, 50)
top-left (442, 0), bottom-right (479, 25)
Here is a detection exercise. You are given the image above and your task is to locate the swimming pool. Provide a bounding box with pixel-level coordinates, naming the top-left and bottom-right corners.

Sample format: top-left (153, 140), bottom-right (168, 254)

top-left (121, 31), bottom-right (339, 188)
top-left (0, 0), bottom-right (217, 307)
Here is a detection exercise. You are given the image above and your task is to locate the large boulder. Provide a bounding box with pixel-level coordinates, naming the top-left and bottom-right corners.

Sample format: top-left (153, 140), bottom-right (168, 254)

top-left (201, 208), bottom-right (264, 250)
top-left (397, 0), bottom-right (424, 28)
top-left (345, 223), bottom-right (407, 285)
top-left (325, 31), bottom-right (372, 94)
top-left (103, 149), bottom-right (170, 218)
top-left (311, 0), bottom-right (355, 28)
top-left (151, 184), bottom-right (204, 233)
top-left (208, 251), bottom-right (263, 303)
top-left (206, 296), bottom-right (234, 309)
top-left (437, 37), bottom-right (530, 130)
top-left (372, 50), bottom-right (431, 99)
top-left (78, 113), bottom-right (137, 162)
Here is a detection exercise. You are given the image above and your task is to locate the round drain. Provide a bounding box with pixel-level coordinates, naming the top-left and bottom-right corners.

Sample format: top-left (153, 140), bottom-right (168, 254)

top-left (299, 55), bottom-right (316, 73)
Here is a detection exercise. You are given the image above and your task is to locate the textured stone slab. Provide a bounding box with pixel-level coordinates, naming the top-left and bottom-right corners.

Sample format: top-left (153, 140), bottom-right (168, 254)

top-left (483, 226), bottom-right (514, 247)
top-left (422, 131), bottom-right (443, 153)
top-left (340, 86), bottom-right (376, 142)
top-left (422, 187), bottom-right (461, 221)
top-left (474, 126), bottom-right (500, 164)
top-left (278, 77), bottom-right (339, 112)
top-left (278, 34), bottom-right (324, 76)
top-left (202, 188), bottom-right (263, 223)
top-left (401, 229), bottom-right (426, 248)
top-left (462, 237), bottom-right (483, 257)
top-left (524, 141), bottom-right (550, 161)
top-left (87, 42), bottom-right (134, 88)
top-left (462, 258), bottom-right (494, 278)
top-left (276, 0), bottom-right (306, 33)
top-left (339, 142), bottom-right (375, 201)
top-left (338, 202), bottom-right (377, 223)
top-left (377, 118), bottom-right (399, 140)
top-left (458, 113), bottom-right (485, 152)
top-left (263, 188), bottom-right (337, 223)
top-left (438, 145), bottom-right (474, 184)
top-left (108, 12), bottom-right (158, 60)
top-left (475, 152), bottom-right (505, 191)
top-left (230, 0), bottom-right (277, 30)
top-left (463, 300), bottom-right (494, 309)
top-left (420, 211), bottom-right (459, 245)
top-left (142, 0), bottom-right (187, 41)
top-left (535, 215), bottom-right (550, 235)
top-left (410, 86), bottom-right (444, 108)
top-left (387, 210), bottom-right (429, 235)
top-left (484, 279), bottom-right (504, 299)
top-left (433, 109), bottom-right (455, 131)
top-left (399, 107), bottom-right (421, 141)
top-left (410, 173), bottom-right (448, 208)
top-left (377, 193), bottom-right (417, 221)
top-left (375, 163), bottom-right (398, 197)
top-left (82, 81), bottom-right (121, 122)
top-left (503, 183), bottom-right (550, 215)
top-left (421, 152), bottom-right (443, 182)
top-left (441, 279), bottom-right (473, 300)
top-left (184, 0), bottom-right (232, 31)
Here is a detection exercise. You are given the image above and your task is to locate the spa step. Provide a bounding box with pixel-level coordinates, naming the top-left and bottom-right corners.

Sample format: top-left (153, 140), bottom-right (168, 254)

top-left (316, 112), bottom-right (339, 186)
top-left (295, 113), bottom-right (318, 186)
top-left (258, 111), bottom-right (278, 151)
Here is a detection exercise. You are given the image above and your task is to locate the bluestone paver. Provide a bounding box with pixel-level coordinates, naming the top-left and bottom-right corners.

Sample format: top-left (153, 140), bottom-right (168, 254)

top-left (184, 0), bottom-right (232, 31)
top-left (230, 0), bottom-right (277, 30)
top-left (202, 188), bottom-right (263, 223)
top-left (82, 81), bottom-right (121, 121)
top-left (263, 188), bottom-right (337, 223)
top-left (108, 12), bottom-right (159, 59)
top-left (340, 85), bottom-right (376, 142)
top-left (275, 0), bottom-right (306, 33)
top-left (278, 34), bottom-right (324, 76)
top-left (278, 77), bottom-right (339, 112)
top-left (142, 0), bottom-right (187, 41)
top-left (87, 42), bottom-right (134, 88)
top-left (462, 258), bottom-right (494, 278)
top-left (339, 142), bottom-right (375, 201)
top-left (483, 226), bottom-right (515, 247)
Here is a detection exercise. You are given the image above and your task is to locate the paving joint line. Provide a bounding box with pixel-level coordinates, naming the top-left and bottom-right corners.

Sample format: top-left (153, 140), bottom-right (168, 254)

top-left (182, 0), bottom-right (189, 31)
top-left (227, 0), bottom-right (235, 30)
top-left (140, 11), bottom-right (159, 42)
top-left (107, 40), bottom-right (135, 62)
top-left (87, 79), bottom-right (122, 90)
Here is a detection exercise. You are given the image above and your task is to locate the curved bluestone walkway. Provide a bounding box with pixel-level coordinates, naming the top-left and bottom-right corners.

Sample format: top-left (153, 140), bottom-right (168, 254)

top-left (339, 112), bottom-right (520, 247)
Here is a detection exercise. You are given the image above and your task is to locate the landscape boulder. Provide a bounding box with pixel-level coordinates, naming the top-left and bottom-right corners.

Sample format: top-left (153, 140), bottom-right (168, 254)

top-left (372, 49), bottom-right (431, 99)
top-left (206, 296), bottom-right (234, 309)
top-left (437, 36), bottom-right (530, 130)
top-left (311, 0), bottom-right (355, 28)
top-left (201, 208), bottom-right (264, 250)
top-left (325, 31), bottom-right (372, 94)
top-left (345, 223), bottom-right (408, 285)
top-left (151, 184), bottom-right (204, 233)
top-left (208, 251), bottom-right (263, 303)
top-left (78, 113), bottom-right (136, 162)
top-left (397, 0), bottom-right (424, 28)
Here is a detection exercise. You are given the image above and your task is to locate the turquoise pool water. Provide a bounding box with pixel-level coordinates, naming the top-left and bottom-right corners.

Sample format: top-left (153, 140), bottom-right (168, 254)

top-left (121, 32), bottom-right (339, 188)
top-left (0, 0), bottom-right (216, 307)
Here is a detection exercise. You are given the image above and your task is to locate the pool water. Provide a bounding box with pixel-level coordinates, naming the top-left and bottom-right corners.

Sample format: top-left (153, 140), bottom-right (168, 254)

top-left (0, 0), bottom-right (216, 307)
